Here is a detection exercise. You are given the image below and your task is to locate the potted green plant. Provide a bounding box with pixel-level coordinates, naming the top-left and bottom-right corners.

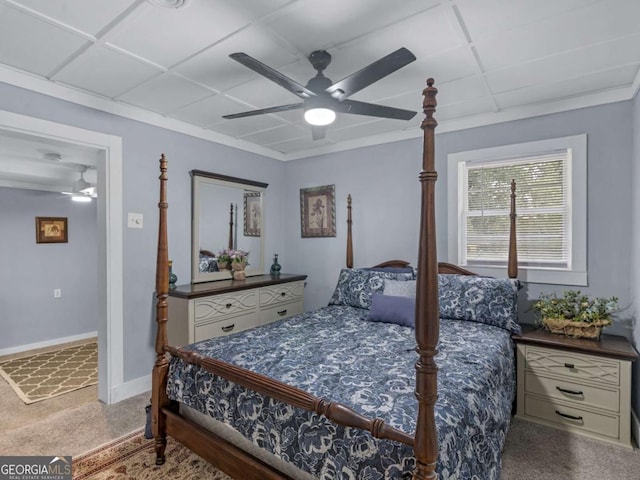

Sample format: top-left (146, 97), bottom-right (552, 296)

top-left (533, 290), bottom-right (618, 340)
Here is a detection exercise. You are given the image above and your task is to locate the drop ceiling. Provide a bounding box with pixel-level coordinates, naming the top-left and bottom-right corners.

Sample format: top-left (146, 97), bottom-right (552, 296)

top-left (0, 0), bottom-right (639, 165)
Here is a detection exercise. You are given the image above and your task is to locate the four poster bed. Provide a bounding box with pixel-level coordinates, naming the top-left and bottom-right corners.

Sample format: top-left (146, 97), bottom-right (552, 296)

top-left (152, 79), bottom-right (522, 479)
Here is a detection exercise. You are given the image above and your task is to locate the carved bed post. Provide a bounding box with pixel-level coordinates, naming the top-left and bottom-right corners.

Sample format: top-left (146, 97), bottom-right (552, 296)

top-left (413, 78), bottom-right (439, 480)
top-left (508, 179), bottom-right (518, 279)
top-left (346, 194), bottom-right (353, 268)
top-left (228, 203), bottom-right (234, 250)
top-left (152, 154), bottom-right (170, 465)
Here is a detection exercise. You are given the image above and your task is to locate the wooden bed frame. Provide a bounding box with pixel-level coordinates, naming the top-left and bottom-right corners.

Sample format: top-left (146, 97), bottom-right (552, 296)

top-left (152, 79), bottom-right (519, 480)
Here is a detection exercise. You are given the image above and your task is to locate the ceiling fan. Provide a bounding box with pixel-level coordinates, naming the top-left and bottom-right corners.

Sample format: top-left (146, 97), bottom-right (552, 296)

top-left (223, 47), bottom-right (418, 140)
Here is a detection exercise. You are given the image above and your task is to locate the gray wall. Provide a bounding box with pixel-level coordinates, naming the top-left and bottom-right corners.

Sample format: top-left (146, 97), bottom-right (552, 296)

top-left (0, 81), bottom-right (286, 381)
top-left (0, 187), bottom-right (97, 349)
top-left (632, 90), bottom-right (640, 416)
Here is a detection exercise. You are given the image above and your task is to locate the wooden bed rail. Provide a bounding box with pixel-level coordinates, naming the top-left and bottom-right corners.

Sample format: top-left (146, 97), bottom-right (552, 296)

top-left (165, 345), bottom-right (414, 447)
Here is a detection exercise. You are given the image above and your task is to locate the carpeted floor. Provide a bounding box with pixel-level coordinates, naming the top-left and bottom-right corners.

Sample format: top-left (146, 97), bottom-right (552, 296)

top-left (72, 429), bottom-right (232, 480)
top-left (0, 341), bottom-right (97, 404)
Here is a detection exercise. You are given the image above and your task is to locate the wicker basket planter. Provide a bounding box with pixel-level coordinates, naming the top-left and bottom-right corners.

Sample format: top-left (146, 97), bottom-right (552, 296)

top-left (541, 317), bottom-right (611, 340)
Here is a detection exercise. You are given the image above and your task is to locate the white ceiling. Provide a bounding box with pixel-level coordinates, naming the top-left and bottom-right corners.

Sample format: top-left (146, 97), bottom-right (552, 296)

top-left (0, 0), bottom-right (639, 190)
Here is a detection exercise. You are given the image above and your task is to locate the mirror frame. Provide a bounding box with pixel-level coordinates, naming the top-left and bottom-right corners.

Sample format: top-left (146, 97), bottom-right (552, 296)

top-left (191, 170), bottom-right (268, 283)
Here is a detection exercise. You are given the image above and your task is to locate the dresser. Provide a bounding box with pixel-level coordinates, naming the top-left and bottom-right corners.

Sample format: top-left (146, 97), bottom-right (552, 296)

top-left (167, 274), bottom-right (307, 346)
top-left (513, 325), bottom-right (638, 448)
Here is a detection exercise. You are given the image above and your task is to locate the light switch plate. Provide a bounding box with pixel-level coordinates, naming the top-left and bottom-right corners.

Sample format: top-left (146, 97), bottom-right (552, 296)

top-left (128, 212), bottom-right (143, 228)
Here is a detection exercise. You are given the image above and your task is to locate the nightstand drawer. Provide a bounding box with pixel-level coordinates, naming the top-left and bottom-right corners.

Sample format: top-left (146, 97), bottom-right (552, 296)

top-left (524, 395), bottom-right (619, 439)
top-left (195, 290), bottom-right (257, 321)
top-left (260, 300), bottom-right (303, 325)
top-left (195, 313), bottom-right (258, 341)
top-left (525, 372), bottom-right (619, 412)
top-left (259, 281), bottom-right (304, 307)
top-left (525, 346), bottom-right (620, 386)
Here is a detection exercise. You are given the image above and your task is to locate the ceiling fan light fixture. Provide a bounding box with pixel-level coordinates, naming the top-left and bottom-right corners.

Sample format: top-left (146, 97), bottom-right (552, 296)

top-left (304, 107), bottom-right (336, 126)
top-left (71, 194), bottom-right (92, 203)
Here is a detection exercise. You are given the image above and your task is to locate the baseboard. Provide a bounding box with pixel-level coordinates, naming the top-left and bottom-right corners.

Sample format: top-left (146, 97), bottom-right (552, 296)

top-left (0, 331), bottom-right (97, 357)
top-left (632, 409), bottom-right (639, 448)
top-left (110, 374), bottom-right (151, 404)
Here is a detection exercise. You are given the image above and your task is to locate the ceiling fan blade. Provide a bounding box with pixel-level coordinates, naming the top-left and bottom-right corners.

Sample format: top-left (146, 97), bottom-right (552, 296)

top-left (325, 47), bottom-right (416, 100)
top-left (311, 126), bottom-right (326, 141)
top-left (223, 103), bottom-right (303, 120)
top-left (336, 99), bottom-right (417, 120)
top-left (230, 53), bottom-right (316, 99)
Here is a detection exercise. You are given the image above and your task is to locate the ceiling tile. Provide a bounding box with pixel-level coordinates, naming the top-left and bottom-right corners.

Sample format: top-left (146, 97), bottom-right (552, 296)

top-left (327, 118), bottom-right (412, 144)
top-left (224, 75), bottom-right (303, 110)
top-left (263, 0), bottom-right (440, 53)
top-left (486, 34), bottom-right (640, 94)
top-left (107, 0), bottom-right (250, 67)
top-left (495, 64), bottom-right (638, 110)
top-left (437, 97), bottom-right (495, 121)
top-left (12, 0), bottom-right (138, 36)
top-left (118, 74), bottom-right (213, 114)
top-left (208, 115), bottom-right (289, 138)
top-left (54, 45), bottom-right (162, 98)
top-left (267, 136), bottom-right (335, 155)
top-left (240, 123), bottom-right (308, 145)
top-left (475, 1), bottom-right (640, 72)
top-left (174, 25), bottom-right (299, 92)
top-left (456, 0), bottom-right (599, 41)
top-left (0, 4), bottom-right (88, 77)
top-left (169, 94), bottom-right (263, 127)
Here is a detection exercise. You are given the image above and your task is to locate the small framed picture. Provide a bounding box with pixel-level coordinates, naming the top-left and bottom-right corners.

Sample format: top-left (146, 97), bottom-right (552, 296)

top-left (243, 192), bottom-right (261, 237)
top-left (36, 217), bottom-right (68, 244)
top-left (300, 185), bottom-right (336, 237)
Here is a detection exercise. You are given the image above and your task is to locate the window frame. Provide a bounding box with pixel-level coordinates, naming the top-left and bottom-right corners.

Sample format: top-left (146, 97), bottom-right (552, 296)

top-left (447, 134), bottom-right (587, 286)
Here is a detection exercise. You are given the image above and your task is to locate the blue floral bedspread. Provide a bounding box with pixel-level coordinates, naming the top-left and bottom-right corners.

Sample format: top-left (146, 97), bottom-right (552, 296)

top-left (166, 305), bottom-right (515, 479)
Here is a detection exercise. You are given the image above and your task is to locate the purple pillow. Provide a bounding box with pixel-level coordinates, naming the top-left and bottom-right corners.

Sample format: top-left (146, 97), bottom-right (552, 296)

top-left (366, 293), bottom-right (416, 328)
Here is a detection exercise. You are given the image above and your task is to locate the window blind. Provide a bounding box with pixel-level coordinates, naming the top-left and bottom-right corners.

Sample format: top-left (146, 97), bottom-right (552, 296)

top-left (463, 150), bottom-right (569, 269)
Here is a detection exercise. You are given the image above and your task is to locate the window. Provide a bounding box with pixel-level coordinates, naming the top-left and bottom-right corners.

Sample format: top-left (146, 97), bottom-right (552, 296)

top-left (447, 135), bottom-right (587, 286)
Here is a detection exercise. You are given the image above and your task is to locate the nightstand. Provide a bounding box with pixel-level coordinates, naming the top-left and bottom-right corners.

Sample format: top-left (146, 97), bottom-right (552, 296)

top-left (513, 325), bottom-right (638, 448)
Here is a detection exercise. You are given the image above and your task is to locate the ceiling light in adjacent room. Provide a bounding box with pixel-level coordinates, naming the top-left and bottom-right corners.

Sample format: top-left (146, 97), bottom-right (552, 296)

top-left (304, 108), bottom-right (336, 126)
top-left (148, 0), bottom-right (188, 8)
top-left (71, 194), bottom-right (92, 203)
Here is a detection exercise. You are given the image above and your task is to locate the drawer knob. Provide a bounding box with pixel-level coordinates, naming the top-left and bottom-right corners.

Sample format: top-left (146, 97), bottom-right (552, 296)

top-left (221, 324), bottom-right (235, 332)
top-left (564, 362), bottom-right (575, 369)
top-left (555, 410), bottom-right (583, 422)
top-left (556, 386), bottom-right (583, 396)
top-left (280, 292), bottom-right (286, 297)
top-left (225, 303), bottom-right (232, 309)
top-left (277, 309), bottom-right (287, 316)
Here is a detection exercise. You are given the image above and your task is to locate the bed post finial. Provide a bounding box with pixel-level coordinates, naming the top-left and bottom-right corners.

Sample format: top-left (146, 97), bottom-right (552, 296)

top-left (228, 203), bottom-right (234, 250)
top-left (152, 153), bottom-right (170, 465)
top-left (414, 78), bottom-right (439, 480)
top-left (508, 179), bottom-right (518, 279)
top-left (346, 194), bottom-right (353, 268)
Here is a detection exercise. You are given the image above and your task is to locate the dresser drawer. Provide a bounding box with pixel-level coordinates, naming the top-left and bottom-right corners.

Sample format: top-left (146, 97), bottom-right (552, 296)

top-left (260, 300), bottom-right (303, 325)
top-left (525, 372), bottom-right (619, 413)
top-left (524, 395), bottom-right (619, 439)
top-left (194, 313), bottom-right (258, 341)
top-left (194, 290), bottom-right (257, 321)
top-left (259, 281), bottom-right (304, 307)
top-left (525, 346), bottom-right (620, 386)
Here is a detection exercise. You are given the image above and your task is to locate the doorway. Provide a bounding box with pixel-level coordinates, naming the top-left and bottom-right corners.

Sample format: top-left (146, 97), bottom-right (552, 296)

top-left (0, 109), bottom-right (123, 404)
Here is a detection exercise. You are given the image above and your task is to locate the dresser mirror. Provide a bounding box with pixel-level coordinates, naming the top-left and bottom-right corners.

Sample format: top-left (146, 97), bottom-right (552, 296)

top-left (191, 170), bottom-right (267, 283)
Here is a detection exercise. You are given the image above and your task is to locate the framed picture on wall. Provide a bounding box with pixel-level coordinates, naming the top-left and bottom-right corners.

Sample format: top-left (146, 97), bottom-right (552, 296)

top-left (300, 184), bottom-right (336, 237)
top-left (243, 192), bottom-right (261, 237)
top-left (36, 217), bottom-right (68, 244)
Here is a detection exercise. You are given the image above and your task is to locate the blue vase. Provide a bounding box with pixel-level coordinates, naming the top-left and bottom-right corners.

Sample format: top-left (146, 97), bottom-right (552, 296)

top-left (270, 254), bottom-right (281, 276)
top-left (169, 261), bottom-right (178, 289)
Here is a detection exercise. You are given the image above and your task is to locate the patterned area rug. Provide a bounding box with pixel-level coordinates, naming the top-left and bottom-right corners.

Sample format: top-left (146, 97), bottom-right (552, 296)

top-left (0, 341), bottom-right (97, 404)
top-left (72, 429), bottom-right (232, 480)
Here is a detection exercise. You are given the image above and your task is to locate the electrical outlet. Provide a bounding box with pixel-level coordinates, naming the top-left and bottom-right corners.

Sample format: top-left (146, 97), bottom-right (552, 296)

top-left (54, 289), bottom-right (62, 298)
top-left (128, 212), bottom-right (143, 229)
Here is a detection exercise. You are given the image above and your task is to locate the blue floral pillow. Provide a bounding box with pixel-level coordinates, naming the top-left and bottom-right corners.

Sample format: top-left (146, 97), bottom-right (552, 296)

top-left (329, 268), bottom-right (413, 309)
top-left (438, 274), bottom-right (521, 335)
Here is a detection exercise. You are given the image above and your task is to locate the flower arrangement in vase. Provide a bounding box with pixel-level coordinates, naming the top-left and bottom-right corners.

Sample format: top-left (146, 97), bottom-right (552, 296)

top-left (228, 249), bottom-right (249, 279)
top-left (533, 290), bottom-right (618, 340)
top-left (216, 249), bottom-right (231, 270)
